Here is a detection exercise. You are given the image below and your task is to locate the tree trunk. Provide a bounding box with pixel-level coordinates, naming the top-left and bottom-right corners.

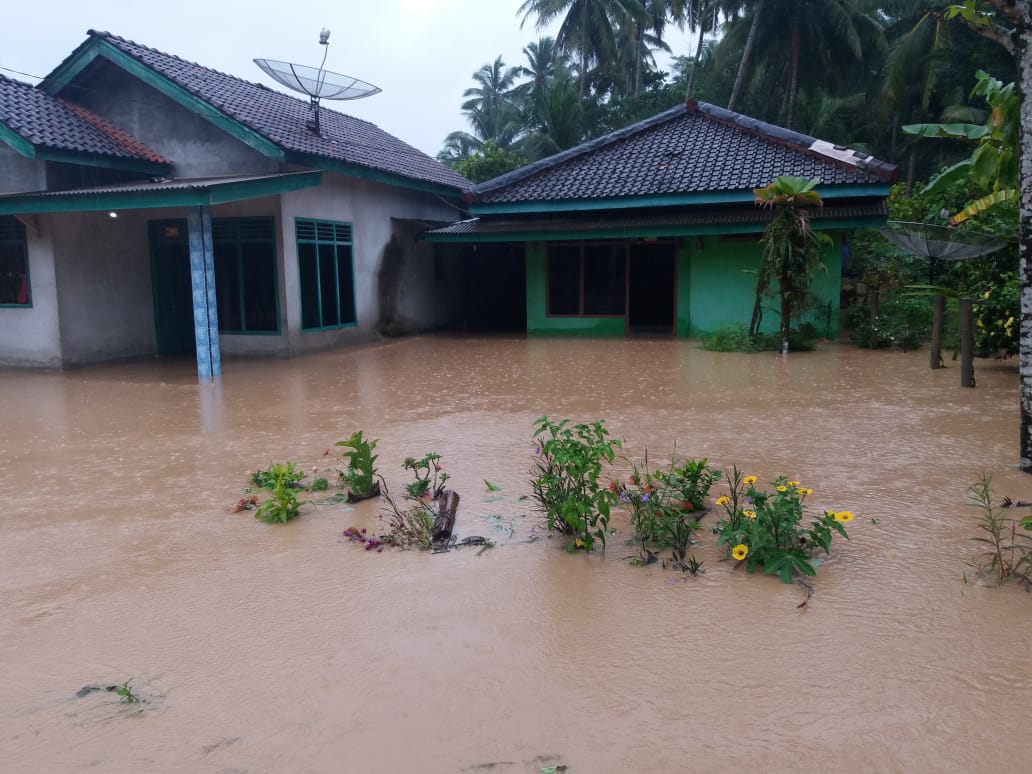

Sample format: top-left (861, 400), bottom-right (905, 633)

top-left (785, 7), bottom-right (802, 129)
top-left (905, 151), bottom-right (917, 196)
top-left (1017, 6), bottom-right (1032, 469)
top-left (930, 294), bottom-right (945, 369)
top-left (685, 22), bottom-right (706, 101)
top-left (432, 490), bottom-right (460, 542)
top-left (960, 297), bottom-right (976, 387)
top-left (868, 284), bottom-right (881, 350)
top-left (780, 267), bottom-right (792, 354)
top-left (634, 22), bottom-right (644, 97)
top-left (729, 0), bottom-right (764, 112)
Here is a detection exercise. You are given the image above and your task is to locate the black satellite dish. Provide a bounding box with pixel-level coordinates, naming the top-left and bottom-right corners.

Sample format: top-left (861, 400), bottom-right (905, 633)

top-left (255, 29), bottom-right (381, 135)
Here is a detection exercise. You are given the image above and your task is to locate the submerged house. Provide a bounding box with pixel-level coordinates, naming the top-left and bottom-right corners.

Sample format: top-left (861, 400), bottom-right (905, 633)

top-left (0, 30), bottom-right (470, 376)
top-left (427, 101), bottom-right (897, 338)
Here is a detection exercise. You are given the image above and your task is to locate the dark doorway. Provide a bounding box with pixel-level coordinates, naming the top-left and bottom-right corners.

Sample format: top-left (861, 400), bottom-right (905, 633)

top-left (628, 241), bottom-right (675, 334)
top-left (463, 243), bottom-right (527, 332)
top-left (149, 219), bottom-right (195, 356)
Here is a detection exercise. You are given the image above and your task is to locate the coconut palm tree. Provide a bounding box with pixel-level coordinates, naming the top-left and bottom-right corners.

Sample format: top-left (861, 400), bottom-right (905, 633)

top-left (460, 57), bottom-right (525, 148)
top-left (518, 0), bottom-right (647, 98)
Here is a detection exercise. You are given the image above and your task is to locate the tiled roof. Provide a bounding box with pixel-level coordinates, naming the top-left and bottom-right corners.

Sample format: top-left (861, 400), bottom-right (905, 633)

top-left (75, 31), bottom-right (470, 192)
top-left (0, 73), bottom-right (167, 164)
top-left (0, 172), bottom-right (315, 200)
top-left (474, 102), bottom-right (897, 205)
top-left (427, 201), bottom-right (888, 238)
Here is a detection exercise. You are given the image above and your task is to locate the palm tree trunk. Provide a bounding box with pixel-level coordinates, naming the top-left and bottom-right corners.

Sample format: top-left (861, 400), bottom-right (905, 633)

top-left (1015, 10), bottom-right (1032, 470)
top-left (785, 5), bottom-right (802, 129)
top-left (728, 0), bottom-right (765, 112)
top-left (634, 22), bottom-right (644, 97)
top-left (685, 18), bottom-right (706, 101)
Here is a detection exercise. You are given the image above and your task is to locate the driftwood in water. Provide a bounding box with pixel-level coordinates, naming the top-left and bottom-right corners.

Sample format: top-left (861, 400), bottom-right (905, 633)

top-left (432, 489), bottom-right (460, 541)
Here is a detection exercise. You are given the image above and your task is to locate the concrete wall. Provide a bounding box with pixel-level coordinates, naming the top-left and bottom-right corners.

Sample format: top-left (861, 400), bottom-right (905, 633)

top-left (51, 210), bottom-right (156, 364)
top-left (65, 58), bottom-right (279, 179)
top-left (0, 145), bottom-right (46, 194)
top-left (525, 242), bottom-right (625, 336)
top-left (0, 216), bottom-right (62, 366)
top-left (278, 174), bottom-right (465, 355)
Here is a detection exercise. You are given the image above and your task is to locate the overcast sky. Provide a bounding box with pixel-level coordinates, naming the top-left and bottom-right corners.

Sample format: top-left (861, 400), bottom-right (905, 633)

top-left (1, 0), bottom-right (695, 159)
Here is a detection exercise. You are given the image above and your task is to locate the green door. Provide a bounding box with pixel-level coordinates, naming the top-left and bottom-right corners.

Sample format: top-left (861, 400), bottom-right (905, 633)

top-left (149, 219), bottom-right (195, 356)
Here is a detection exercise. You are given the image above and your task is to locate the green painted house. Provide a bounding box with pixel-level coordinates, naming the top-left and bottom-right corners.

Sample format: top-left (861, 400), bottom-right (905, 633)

top-left (426, 101), bottom-right (897, 338)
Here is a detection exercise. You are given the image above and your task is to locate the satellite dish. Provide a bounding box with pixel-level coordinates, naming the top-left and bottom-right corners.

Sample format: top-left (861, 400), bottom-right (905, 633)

top-left (254, 29), bottom-right (381, 135)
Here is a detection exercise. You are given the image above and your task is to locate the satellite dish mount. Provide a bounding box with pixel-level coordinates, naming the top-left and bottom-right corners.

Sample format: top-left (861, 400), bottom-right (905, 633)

top-left (255, 29), bottom-right (382, 136)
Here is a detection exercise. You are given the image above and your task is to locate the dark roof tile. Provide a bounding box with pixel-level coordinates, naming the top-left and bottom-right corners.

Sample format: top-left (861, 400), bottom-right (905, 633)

top-left (83, 31), bottom-right (470, 192)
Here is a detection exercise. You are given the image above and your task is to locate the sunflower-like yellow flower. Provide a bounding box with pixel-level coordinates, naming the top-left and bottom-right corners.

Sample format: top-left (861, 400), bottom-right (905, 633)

top-left (716, 495), bottom-right (730, 506)
top-left (731, 543), bottom-right (749, 560)
top-left (776, 485), bottom-right (788, 493)
top-left (834, 511), bottom-right (855, 523)
top-left (743, 475), bottom-right (757, 485)
top-left (983, 290), bottom-right (991, 299)
top-left (797, 487), bottom-right (813, 496)
top-left (743, 510), bottom-right (757, 519)
top-left (788, 480), bottom-right (801, 487)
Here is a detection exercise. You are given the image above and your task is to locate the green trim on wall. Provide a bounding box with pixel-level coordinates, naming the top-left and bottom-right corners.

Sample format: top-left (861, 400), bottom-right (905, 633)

top-left (286, 152), bottom-right (466, 198)
top-left (0, 122), bottom-right (37, 158)
top-left (0, 171), bottom-right (322, 215)
top-left (41, 40), bottom-right (286, 161)
top-left (425, 215), bottom-right (885, 244)
top-left (36, 147), bottom-right (170, 176)
top-left (675, 241), bottom-right (691, 338)
top-left (470, 185), bottom-right (890, 216)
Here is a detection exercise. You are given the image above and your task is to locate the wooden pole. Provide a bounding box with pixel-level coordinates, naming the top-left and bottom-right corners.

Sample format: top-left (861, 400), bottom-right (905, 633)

top-left (432, 490), bottom-right (459, 542)
top-left (930, 294), bottom-right (945, 369)
top-left (960, 297), bottom-right (976, 388)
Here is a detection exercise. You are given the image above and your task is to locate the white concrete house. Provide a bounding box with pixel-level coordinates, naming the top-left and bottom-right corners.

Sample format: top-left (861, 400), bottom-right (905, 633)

top-left (0, 30), bottom-right (471, 377)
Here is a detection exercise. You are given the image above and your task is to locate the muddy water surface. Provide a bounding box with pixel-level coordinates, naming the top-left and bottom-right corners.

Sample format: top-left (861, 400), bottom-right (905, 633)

top-left (2, 337), bottom-right (1030, 773)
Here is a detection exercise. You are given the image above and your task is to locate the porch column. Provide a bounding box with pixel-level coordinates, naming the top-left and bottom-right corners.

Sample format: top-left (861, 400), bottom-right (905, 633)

top-left (187, 206), bottom-right (221, 380)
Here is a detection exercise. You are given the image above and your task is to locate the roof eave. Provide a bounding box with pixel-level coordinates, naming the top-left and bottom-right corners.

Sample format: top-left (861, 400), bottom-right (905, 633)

top-left (285, 151), bottom-right (468, 198)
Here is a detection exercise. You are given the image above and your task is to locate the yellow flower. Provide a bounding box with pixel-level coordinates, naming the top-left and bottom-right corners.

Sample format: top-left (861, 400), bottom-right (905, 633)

top-left (797, 487), bottom-right (813, 496)
top-left (788, 480), bottom-right (801, 487)
top-left (776, 485), bottom-right (788, 492)
top-left (834, 511), bottom-right (855, 524)
top-left (731, 543), bottom-right (749, 561)
top-left (743, 475), bottom-right (757, 485)
top-left (574, 538), bottom-right (585, 548)
top-left (1006, 316), bottom-right (1016, 327)
top-left (716, 495), bottom-right (730, 506)
top-left (983, 290), bottom-right (991, 299)
top-left (743, 510), bottom-right (757, 519)
top-left (977, 319), bottom-right (984, 329)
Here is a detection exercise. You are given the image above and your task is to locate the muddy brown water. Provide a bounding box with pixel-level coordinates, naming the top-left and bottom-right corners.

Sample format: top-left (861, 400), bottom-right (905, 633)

top-left (2, 336), bottom-right (1030, 773)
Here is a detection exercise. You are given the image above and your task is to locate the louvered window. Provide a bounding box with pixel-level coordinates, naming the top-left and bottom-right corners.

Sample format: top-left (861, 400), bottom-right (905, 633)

top-left (295, 218), bottom-right (356, 331)
top-left (212, 217), bottom-right (279, 333)
top-left (0, 216), bottom-right (30, 307)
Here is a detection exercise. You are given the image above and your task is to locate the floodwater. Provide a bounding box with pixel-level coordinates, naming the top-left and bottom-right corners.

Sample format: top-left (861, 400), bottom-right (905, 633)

top-left (1, 336), bottom-right (1030, 773)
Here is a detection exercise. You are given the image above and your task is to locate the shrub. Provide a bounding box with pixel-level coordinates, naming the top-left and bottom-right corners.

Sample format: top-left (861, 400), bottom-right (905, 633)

top-left (702, 323), bottom-right (759, 352)
top-left (335, 431), bottom-right (379, 498)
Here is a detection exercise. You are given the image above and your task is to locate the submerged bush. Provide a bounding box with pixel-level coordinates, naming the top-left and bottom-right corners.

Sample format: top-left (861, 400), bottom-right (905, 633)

top-left (702, 323), bottom-right (759, 352)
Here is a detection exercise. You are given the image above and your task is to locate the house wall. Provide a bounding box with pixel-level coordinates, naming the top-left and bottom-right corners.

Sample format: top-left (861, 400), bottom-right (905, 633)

top-left (687, 233), bottom-right (842, 338)
top-left (0, 145), bottom-right (46, 193)
top-left (65, 59), bottom-right (279, 179)
top-left (0, 216), bottom-right (62, 366)
top-left (277, 174), bottom-right (465, 355)
top-left (51, 209), bottom-right (156, 364)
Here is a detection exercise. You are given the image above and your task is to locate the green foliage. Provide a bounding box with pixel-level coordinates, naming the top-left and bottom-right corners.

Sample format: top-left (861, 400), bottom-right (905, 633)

top-left (847, 293), bottom-right (934, 351)
top-left (617, 451), bottom-right (721, 571)
top-left (714, 474), bottom-right (850, 584)
top-left (309, 477), bottom-right (329, 492)
top-left (254, 470), bottom-right (307, 524)
top-left (452, 141), bottom-right (528, 183)
top-left (755, 326), bottom-right (820, 352)
top-left (336, 431), bottom-right (379, 497)
top-left (114, 679), bottom-right (140, 704)
top-left (973, 271), bottom-right (1019, 358)
top-left (967, 475), bottom-right (1032, 588)
top-left (702, 323), bottom-right (759, 353)
top-left (531, 416), bottom-right (621, 552)
top-left (402, 452), bottom-right (450, 499)
top-left (379, 486), bottom-right (436, 551)
top-left (251, 461), bottom-right (305, 489)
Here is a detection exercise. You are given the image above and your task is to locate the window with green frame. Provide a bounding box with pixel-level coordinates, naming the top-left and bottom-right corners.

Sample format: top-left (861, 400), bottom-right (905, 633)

top-left (212, 217), bottom-right (279, 333)
top-left (296, 219), bottom-right (356, 331)
top-left (0, 216), bottom-right (30, 307)
top-left (548, 242), bottom-right (626, 317)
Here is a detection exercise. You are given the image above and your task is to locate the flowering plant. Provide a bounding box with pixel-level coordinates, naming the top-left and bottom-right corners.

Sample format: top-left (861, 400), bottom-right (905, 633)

top-left (617, 452), bottom-right (721, 569)
top-left (531, 416), bottom-right (621, 552)
top-left (715, 473), bottom-right (850, 583)
top-left (402, 452), bottom-right (449, 499)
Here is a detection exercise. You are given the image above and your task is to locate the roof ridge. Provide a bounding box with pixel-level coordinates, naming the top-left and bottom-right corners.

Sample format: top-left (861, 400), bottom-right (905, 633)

top-left (86, 30), bottom-right (388, 133)
top-left (473, 103), bottom-right (689, 196)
